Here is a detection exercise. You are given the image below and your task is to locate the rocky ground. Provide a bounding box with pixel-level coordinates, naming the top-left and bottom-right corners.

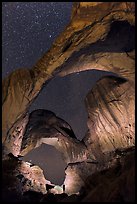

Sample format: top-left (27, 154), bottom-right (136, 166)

top-left (2, 147), bottom-right (135, 202)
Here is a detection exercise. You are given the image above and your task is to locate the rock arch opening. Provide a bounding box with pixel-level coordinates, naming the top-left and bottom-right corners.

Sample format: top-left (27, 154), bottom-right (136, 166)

top-left (29, 70), bottom-right (118, 140)
top-left (23, 144), bottom-right (67, 186)
top-left (22, 69), bottom-right (119, 186)
top-left (55, 20), bottom-right (135, 78)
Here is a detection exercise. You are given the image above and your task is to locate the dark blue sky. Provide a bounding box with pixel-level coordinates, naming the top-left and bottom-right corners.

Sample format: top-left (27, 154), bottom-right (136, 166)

top-left (2, 2), bottom-right (73, 77)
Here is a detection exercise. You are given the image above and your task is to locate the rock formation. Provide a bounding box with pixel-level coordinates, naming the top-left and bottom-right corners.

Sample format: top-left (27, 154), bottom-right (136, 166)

top-left (2, 153), bottom-right (47, 202)
top-left (2, 2), bottom-right (135, 142)
top-left (61, 147), bottom-right (135, 202)
top-left (84, 75), bottom-right (135, 162)
top-left (4, 109), bottom-right (94, 164)
top-left (80, 148), bottom-right (135, 202)
top-left (2, 2), bottom-right (135, 202)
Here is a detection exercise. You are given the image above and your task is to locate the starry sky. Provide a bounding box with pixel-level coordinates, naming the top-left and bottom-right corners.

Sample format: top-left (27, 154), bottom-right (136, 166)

top-left (2, 2), bottom-right (113, 185)
top-left (2, 2), bottom-right (73, 77)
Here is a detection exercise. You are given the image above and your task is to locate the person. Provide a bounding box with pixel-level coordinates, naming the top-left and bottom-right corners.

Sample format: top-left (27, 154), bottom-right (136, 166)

top-left (63, 184), bottom-right (65, 193)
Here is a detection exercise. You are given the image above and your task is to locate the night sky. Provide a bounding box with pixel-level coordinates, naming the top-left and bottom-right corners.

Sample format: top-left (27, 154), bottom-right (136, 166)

top-left (2, 2), bottom-right (112, 185)
top-left (2, 2), bottom-right (73, 77)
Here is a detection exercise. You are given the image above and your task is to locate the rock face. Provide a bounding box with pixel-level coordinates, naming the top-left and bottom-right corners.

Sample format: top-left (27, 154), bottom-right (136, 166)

top-left (4, 109), bottom-right (94, 164)
top-left (19, 109), bottom-right (77, 157)
top-left (58, 20), bottom-right (135, 80)
top-left (3, 113), bottom-right (29, 157)
top-left (2, 69), bottom-right (36, 143)
top-left (17, 160), bottom-right (47, 194)
top-left (2, 154), bottom-right (47, 202)
top-left (62, 148), bottom-right (135, 202)
top-left (81, 148), bottom-right (135, 202)
top-left (2, 2), bottom-right (135, 202)
top-left (84, 75), bottom-right (135, 162)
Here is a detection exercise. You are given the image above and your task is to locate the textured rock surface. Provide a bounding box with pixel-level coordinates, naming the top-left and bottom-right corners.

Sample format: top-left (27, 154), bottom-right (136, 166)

top-left (2, 154), bottom-right (47, 202)
top-left (3, 149), bottom-right (134, 202)
top-left (4, 109), bottom-right (94, 164)
top-left (61, 148), bottom-right (135, 202)
top-left (17, 160), bottom-right (47, 194)
top-left (58, 20), bottom-right (135, 80)
top-left (83, 75), bottom-right (135, 162)
top-left (2, 2), bottom-right (135, 201)
top-left (2, 69), bottom-right (37, 143)
top-left (3, 113), bottom-right (29, 156)
top-left (81, 148), bottom-right (135, 202)
top-left (64, 147), bottom-right (135, 197)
